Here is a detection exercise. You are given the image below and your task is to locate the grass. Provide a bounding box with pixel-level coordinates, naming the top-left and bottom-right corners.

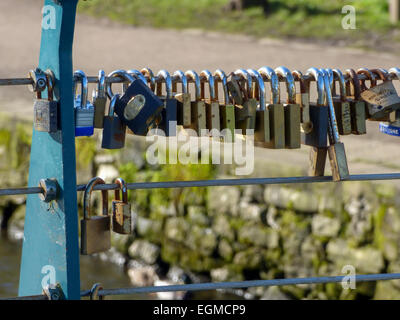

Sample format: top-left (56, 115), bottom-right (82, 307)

top-left (78, 0), bottom-right (396, 43)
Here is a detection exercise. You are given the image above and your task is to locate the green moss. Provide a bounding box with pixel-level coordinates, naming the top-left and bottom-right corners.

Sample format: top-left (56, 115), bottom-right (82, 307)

top-left (373, 204), bottom-right (388, 250)
top-left (75, 136), bottom-right (97, 169)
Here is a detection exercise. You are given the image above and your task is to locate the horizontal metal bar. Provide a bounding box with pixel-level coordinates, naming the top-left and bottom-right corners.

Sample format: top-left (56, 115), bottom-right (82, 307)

top-left (2, 173), bottom-right (400, 197)
top-left (0, 71), bottom-right (397, 87)
top-left (0, 187), bottom-right (43, 196)
top-left (81, 273), bottom-right (400, 297)
top-left (7, 272), bottom-right (400, 300)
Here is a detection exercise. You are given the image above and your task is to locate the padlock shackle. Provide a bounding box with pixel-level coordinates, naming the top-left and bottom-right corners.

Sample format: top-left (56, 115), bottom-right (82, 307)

top-left (172, 70), bottom-right (188, 94)
top-left (357, 68), bottom-right (377, 91)
top-left (259, 67), bottom-right (280, 105)
top-left (292, 70), bottom-right (309, 95)
top-left (275, 66), bottom-right (296, 105)
top-left (97, 70), bottom-right (106, 99)
top-left (114, 178), bottom-right (128, 203)
top-left (247, 69), bottom-right (266, 111)
top-left (45, 70), bottom-right (55, 102)
top-left (156, 70), bottom-right (173, 99)
top-left (213, 69), bottom-right (230, 105)
top-left (306, 68), bottom-right (325, 106)
top-left (74, 70), bottom-right (89, 109)
top-left (233, 69), bottom-right (252, 98)
top-left (332, 69), bottom-right (347, 102)
top-left (141, 68), bottom-right (156, 92)
top-left (370, 68), bottom-right (389, 82)
top-left (323, 69), bottom-right (334, 94)
top-left (320, 69), bottom-right (340, 145)
top-left (200, 70), bottom-right (216, 101)
top-left (185, 70), bottom-right (201, 101)
top-left (345, 69), bottom-right (362, 100)
top-left (106, 70), bottom-right (135, 100)
top-left (83, 177), bottom-right (108, 220)
top-left (108, 94), bottom-right (120, 116)
top-left (127, 70), bottom-right (148, 86)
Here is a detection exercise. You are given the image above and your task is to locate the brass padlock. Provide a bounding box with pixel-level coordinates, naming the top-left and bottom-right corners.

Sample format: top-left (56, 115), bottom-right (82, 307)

top-left (275, 66), bottom-right (301, 149)
top-left (292, 70), bottom-right (313, 134)
top-left (185, 70), bottom-right (207, 136)
top-left (81, 177), bottom-right (111, 255)
top-left (345, 69), bottom-right (367, 135)
top-left (214, 69), bottom-right (236, 142)
top-left (112, 178), bottom-right (132, 235)
top-left (172, 70), bottom-right (192, 128)
top-left (247, 68), bottom-right (270, 146)
top-left (332, 69), bottom-right (352, 135)
top-left (200, 70), bottom-right (221, 134)
top-left (363, 68), bottom-right (400, 121)
top-left (259, 67), bottom-right (285, 149)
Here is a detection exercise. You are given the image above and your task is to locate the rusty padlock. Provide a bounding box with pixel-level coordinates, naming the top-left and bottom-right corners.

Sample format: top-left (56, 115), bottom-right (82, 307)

top-left (112, 178), bottom-right (132, 235)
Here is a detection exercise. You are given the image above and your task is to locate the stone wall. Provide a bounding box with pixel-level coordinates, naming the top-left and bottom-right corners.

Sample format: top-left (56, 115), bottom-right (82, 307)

top-left (117, 174), bottom-right (400, 300)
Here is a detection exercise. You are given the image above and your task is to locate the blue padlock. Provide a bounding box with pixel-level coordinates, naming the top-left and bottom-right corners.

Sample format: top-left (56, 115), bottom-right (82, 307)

top-left (74, 70), bottom-right (94, 137)
top-left (112, 71), bottom-right (164, 136)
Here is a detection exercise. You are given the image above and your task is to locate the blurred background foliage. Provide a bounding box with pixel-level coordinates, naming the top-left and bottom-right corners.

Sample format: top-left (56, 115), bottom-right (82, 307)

top-left (79, 0), bottom-right (393, 42)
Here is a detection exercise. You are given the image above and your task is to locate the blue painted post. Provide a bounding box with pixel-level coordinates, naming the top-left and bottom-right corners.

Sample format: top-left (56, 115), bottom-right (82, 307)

top-left (19, 0), bottom-right (80, 299)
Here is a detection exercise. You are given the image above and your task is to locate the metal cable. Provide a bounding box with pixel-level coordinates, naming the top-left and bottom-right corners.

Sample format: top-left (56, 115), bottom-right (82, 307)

top-left (0, 72), bottom-right (396, 87)
top-left (6, 272), bottom-right (400, 300)
top-left (81, 273), bottom-right (400, 297)
top-left (2, 173), bottom-right (400, 197)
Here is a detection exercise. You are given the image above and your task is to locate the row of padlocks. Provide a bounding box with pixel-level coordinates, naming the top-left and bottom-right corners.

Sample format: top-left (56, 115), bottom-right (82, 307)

top-left (32, 66), bottom-right (400, 183)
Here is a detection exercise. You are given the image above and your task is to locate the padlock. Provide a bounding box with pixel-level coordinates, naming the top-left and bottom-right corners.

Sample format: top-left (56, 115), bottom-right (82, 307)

top-left (331, 69), bottom-right (351, 135)
top-left (74, 70), bottom-right (94, 137)
top-left (156, 70), bottom-right (178, 137)
top-left (81, 177), bottom-right (111, 255)
top-left (247, 68), bottom-right (270, 146)
top-left (258, 67), bottom-right (285, 149)
top-left (214, 69), bottom-right (236, 142)
top-left (33, 69), bottom-right (58, 133)
top-left (302, 68), bottom-right (329, 148)
top-left (292, 70), bottom-right (313, 134)
top-left (92, 70), bottom-right (107, 129)
top-left (185, 70), bottom-right (207, 136)
top-left (102, 94), bottom-right (126, 149)
top-left (321, 69), bottom-right (350, 181)
top-left (172, 70), bottom-right (192, 128)
top-left (345, 69), bottom-right (367, 135)
top-left (112, 178), bottom-right (132, 234)
top-left (233, 69), bottom-right (257, 135)
top-left (275, 66), bottom-right (301, 149)
top-left (303, 68), bottom-right (329, 177)
top-left (362, 68), bottom-right (400, 121)
top-left (200, 70), bottom-right (221, 134)
top-left (112, 70), bottom-right (164, 136)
